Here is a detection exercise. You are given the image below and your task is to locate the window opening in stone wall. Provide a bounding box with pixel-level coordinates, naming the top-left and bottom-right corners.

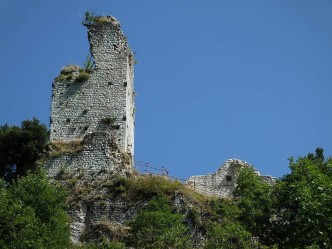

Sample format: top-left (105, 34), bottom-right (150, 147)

top-left (112, 124), bottom-right (120, 130)
top-left (226, 176), bottom-right (232, 182)
top-left (86, 205), bottom-right (91, 212)
top-left (66, 118), bottom-right (71, 123)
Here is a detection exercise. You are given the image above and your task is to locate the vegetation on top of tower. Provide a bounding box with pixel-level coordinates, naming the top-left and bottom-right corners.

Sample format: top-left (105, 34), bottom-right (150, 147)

top-left (55, 65), bottom-right (91, 83)
top-left (82, 11), bottom-right (118, 26)
top-left (75, 70), bottom-right (91, 83)
top-left (55, 53), bottom-right (95, 83)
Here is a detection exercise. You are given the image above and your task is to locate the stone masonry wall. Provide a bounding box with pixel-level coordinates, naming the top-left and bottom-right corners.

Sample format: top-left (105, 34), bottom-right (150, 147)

top-left (187, 159), bottom-right (251, 198)
top-left (45, 130), bottom-right (132, 177)
top-left (48, 16), bottom-right (135, 176)
top-left (187, 159), bottom-right (275, 198)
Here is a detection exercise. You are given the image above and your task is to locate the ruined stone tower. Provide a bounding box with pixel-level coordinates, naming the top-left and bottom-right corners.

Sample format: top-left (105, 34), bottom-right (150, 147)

top-left (46, 15), bottom-right (135, 176)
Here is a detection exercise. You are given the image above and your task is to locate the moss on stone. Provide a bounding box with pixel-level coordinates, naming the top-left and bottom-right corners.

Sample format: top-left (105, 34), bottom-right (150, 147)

top-left (75, 71), bottom-right (91, 83)
top-left (61, 65), bottom-right (80, 74)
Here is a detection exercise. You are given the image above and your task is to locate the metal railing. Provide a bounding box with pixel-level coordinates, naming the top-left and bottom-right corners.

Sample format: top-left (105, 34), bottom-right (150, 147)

top-left (134, 159), bottom-right (187, 183)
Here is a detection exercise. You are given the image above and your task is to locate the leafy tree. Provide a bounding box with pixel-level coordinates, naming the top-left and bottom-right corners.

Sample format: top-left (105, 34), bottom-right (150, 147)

top-left (233, 166), bottom-right (275, 245)
top-left (204, 222), bottom-right (257, 249)
top-left (207, 197), bottom-right (272, 249)
top-left (128, 196), bottom-right (190, 249)
top-left (210, 198), bottom-right (242, 222)
top-left (0, 118), bottom-right (48, 181)
top-left (274, 148), bottom-right (332, 248)
top-left (0, 168), bottom-right (70, 249)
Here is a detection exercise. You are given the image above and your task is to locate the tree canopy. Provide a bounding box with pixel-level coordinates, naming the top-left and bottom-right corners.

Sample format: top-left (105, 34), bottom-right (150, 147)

top-left (0, 118), bottom-right (48, 181)
top-left (230, 148), bottom-right (332, 248)
top-left (273, 148), bottom-right (332, 248)
top-left (128, 196), bottom-right (190, 249)
top-left (0, 168), bottom-right (70, 249)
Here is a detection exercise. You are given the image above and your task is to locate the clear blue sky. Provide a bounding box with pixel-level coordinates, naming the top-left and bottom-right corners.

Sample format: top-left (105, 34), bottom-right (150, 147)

top-left (1, 0), bottom-right (331, 179)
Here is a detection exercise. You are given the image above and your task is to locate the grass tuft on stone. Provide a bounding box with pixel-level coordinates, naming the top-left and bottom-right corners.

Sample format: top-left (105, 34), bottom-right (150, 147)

top-left (48, 140), bottom-right (84, 158)
top-left (75, 71), bottom-right (91, 83)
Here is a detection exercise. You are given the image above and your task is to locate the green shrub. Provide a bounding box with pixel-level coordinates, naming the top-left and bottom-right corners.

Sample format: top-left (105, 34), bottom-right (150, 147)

top-left (82, 11), bottom-right (114, 26)
top-left (187, 207), bottom-right (202, 227)
top-left (55, 65), bottom-right (79, 82)
top-left (0, 168), bottom-right (70, 248)
top-left (61, 65), bottom-right (79, 74)
top-left (108, 176), bottom-right (129, 196)
top-left (126, 175), bottom-right (181, 199)
top-left (76, 71), bottom-right (91, 83)
top-left (55, 65), bottom-right (91, 83)
top-left (128, 196), bottom-right (190, 249)
top-left (204, 222), bottom-right (256, 249)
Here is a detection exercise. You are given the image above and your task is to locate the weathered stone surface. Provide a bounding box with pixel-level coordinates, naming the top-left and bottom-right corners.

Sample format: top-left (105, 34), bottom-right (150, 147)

top-left (68, 193), bottom-right (204, 246)
top-left (46, 131), bottom-right (132, 177)
top-left (48, 16), bottom-right (135, 176)
top-left (187, 158), bottom-right (276, 198)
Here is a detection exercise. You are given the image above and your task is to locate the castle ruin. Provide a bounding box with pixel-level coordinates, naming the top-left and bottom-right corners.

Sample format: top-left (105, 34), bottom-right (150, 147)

top-left (187, 159), bottom-right (276, 198)
top-left (46, 16), bottom-right (135, 176)
top-left (46, 14), bottom-right (275, 201)
top-left (41, 14), bottom-right (279, 243)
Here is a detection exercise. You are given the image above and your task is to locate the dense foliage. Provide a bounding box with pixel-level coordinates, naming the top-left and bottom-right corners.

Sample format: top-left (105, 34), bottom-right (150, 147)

top-left (273, 148), bottom-right (332, 248)
top-left (233, 166), bottom-right (275, 245)
top-left (0, 118), bottom-right (48, 181)
top-left (0, 168), bottom-right (70, 249)
top-left (128, 196), bottom-right (190, 249)
top-left (229, 148), bottom-right (332, 248)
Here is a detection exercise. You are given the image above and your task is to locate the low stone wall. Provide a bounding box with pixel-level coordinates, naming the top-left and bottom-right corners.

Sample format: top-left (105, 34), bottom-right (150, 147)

top-left (187, 159), bottom-right (275, 198)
